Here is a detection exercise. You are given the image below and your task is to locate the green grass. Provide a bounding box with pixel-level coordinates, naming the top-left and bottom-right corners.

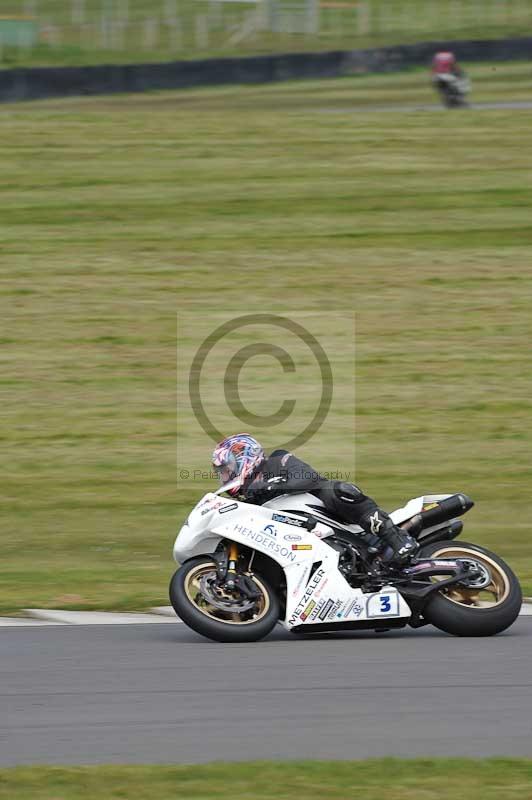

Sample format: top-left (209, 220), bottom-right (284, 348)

top-left (2, 0), bottom-right (532, 66)
top-left (1, 760), bottom-right (532, 799)
top-left (1, 61), bottom-right (532, 613)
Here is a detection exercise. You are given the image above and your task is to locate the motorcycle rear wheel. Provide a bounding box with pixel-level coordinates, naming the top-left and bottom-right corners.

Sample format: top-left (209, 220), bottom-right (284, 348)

top-left (420, 541), bottom-right (522, 636)
top-left (169, 556), bottom-right (280, 642)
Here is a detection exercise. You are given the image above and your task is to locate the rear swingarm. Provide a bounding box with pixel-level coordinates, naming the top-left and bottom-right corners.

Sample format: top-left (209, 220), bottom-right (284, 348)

top-left (397, 559), bottom-right (481, 620)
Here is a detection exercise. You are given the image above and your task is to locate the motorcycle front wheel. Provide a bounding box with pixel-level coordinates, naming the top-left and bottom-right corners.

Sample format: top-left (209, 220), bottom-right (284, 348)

top-left (169, 556), bottom-right (280, 642)
top-left (420, 541), bottom-right (522, 636)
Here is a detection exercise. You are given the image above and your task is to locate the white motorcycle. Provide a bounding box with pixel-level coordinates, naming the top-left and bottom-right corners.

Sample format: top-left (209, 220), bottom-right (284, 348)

top-left (170, 480), bottom-right (521, 642)
top-left (433, 72), bottom-right (471, 108)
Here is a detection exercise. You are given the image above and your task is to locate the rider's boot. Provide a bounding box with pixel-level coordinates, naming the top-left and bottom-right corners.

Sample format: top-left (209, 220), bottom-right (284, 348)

top-left (360, 509), bottom-right (419, 566)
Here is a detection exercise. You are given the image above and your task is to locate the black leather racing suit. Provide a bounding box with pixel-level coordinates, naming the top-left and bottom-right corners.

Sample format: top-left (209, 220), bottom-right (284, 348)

top-left (242, 449), bottom-right (417, 563)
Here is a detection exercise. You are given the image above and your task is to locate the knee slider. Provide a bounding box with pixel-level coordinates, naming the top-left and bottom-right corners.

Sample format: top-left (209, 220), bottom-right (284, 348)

top-left (333, 482), bottom-right (365, 504)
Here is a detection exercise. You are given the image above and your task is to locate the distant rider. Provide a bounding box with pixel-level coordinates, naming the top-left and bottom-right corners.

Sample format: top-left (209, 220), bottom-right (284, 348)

top-left (212, 433), bottom-right (418, 567)
top-left (431, 51), bottom-right (469, 102)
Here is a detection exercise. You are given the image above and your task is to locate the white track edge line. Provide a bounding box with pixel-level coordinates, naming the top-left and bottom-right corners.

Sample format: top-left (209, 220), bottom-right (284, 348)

top-left (1, 603), bottom-right (531, 627)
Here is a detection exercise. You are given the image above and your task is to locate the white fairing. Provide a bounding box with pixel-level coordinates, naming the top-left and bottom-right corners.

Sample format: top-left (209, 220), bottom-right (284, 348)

top-left (173, 489), bottom-right (460, 630)
top-left (434, 73), bottom-right (470, 93)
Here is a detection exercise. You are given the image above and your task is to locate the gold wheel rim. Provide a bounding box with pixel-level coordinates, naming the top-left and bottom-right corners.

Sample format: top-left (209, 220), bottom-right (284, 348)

top-left (184, 562), bottom-right (270, 625)
top-left (430, 546), bottom-right (510, 609)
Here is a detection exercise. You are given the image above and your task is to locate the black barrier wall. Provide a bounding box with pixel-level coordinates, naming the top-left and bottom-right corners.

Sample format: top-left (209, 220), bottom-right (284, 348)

top-left (1, 36), bottom-right (532, 103)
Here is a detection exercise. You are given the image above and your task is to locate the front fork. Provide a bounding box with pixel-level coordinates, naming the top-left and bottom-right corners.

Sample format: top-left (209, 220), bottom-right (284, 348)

top-left (225, 541), bottom-right (239, 589)
top-left (216, 542), bottom-right (262, 600)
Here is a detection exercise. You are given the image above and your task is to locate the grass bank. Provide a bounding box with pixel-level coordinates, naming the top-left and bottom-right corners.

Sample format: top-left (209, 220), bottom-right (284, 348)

top-left (1, 62), bottom-right (532, 612)
top-left (1, 759), bottom-right (532, 799)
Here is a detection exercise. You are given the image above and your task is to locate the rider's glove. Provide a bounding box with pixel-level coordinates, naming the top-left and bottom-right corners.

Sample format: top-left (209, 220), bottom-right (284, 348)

top-left (246, 477), bottom-right (285, 504)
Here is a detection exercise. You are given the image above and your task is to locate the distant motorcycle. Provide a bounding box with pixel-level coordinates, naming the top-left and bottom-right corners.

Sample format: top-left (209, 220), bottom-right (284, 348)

top-left (170, 479), bottom-right (521, 642)
top-left (434, 73), bottom-right (470, 108)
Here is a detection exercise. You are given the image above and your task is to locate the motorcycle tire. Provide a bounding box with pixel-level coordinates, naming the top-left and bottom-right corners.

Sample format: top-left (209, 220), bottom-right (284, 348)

top-left (169, 555), bottom-right (280, 643)
top-left (420, 540), bottom-right (522, 637)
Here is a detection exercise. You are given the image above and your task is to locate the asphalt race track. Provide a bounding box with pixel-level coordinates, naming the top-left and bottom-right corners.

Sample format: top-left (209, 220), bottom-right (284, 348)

top-left (1, 618), bottom-right (531, 766)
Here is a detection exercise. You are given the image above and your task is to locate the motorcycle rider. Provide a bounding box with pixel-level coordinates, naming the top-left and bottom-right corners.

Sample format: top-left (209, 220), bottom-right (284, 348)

top-left (212, 433), bottom-right (418, 566)
top-left (431, 51), bottom-right (469, 103)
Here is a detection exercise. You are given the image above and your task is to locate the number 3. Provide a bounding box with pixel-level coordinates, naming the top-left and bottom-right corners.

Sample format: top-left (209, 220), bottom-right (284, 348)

top-left (380, 595), bottom-right (391, 613)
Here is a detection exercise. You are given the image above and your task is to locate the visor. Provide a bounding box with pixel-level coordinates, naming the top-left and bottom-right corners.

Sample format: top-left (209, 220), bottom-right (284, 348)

top-left (213, 453), bottom-right (238, 486)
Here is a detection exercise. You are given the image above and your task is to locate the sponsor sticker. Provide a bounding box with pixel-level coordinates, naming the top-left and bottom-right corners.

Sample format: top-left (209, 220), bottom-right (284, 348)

top-left (262, 524), bottom-right (277, 537)
top-left (309, 598), bottom-right (325, 621)
top-left (200, 498), bottom-right (230, 515)
top-left (327, 599), bottom-right (342, 620)
top-left (291, 544), bottom-right (312, 551)
top-left (218, 502), bottom-right (238, 514)
top-left (319, 599), bottom-right (334, 620)
top-left (284, 534), bottom-right (303, 542)
top-left (334, 600), bottom-right (347, 619)
top-left (344, 598), bottom-right (363, 618)
top-left (272, 513), bottom-right (306, 528)
top-left (300, 600), bottom-right (316, 621)
top-left (291, 566), bottom-right (311, 597)
top-left (288, 567), bottom-right (326, 624)
top-left (233, 523), bottom-right (296, 563)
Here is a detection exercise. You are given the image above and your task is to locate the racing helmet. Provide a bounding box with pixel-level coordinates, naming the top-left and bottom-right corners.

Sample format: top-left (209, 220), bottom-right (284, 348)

top-left (212, 434), bottom-right (265, 495)
top-left (432, 51), bottom-right (456, 73)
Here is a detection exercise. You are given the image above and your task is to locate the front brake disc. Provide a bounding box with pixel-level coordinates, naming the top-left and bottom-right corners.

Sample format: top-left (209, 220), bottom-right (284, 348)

top-left (199, 574), bottom-right (256, 613)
